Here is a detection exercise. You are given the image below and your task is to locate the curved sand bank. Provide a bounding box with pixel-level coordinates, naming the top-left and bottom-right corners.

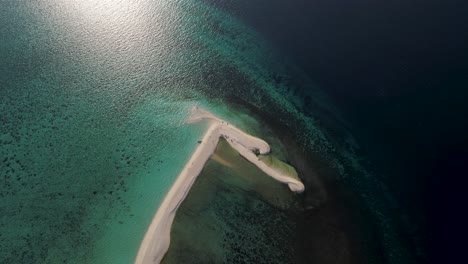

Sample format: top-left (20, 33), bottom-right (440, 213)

top-left (135, 107), bottom-right (305, 264)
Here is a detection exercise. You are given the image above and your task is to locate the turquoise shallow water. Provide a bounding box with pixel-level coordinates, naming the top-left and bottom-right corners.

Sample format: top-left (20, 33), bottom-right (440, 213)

top-left (1, 0), bottom-right (414, 263)
top-left (0, 1), bottom-right (211, 262)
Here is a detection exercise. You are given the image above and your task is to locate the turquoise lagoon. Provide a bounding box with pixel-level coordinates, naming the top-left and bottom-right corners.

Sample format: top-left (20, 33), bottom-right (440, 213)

top-left (0, 0), bottom-right (412, 263)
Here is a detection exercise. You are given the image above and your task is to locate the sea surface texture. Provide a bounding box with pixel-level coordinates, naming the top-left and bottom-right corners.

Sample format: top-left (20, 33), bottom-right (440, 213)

top-left (1, 0), bottom-right (415, 263)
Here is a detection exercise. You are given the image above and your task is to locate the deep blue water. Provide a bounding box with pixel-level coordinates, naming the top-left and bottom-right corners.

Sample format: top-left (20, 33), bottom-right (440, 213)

top-left (205, 0), bottom-right (468, 262)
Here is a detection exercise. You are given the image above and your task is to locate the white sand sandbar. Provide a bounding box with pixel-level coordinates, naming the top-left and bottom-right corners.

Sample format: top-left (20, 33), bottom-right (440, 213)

top-left (135, 107), bottom-right (305, 264)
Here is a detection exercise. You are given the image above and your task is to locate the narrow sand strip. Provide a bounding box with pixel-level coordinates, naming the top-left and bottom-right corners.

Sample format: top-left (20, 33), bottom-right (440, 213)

top-left (135, 107), bottom-right (304, 264)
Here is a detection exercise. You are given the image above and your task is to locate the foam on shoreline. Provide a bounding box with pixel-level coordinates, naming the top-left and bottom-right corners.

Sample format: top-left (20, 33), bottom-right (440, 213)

top-left (134, 107), bottom-right (304, 264)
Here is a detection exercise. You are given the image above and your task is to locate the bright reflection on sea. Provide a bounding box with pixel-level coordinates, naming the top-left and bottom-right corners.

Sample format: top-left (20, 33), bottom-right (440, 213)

top-left (43, 0), bottom-right (176, 51)
top-left (27, 0), bottom-right (185, 98)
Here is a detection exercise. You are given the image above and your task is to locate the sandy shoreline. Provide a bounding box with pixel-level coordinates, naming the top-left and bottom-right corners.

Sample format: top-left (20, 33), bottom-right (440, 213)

top-left (134, 107), bottom-right (304, 264)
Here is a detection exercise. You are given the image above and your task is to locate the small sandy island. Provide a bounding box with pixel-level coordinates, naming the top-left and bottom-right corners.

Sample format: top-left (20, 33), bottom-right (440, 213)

top-left (135, 106), bottom-right (305, 264)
